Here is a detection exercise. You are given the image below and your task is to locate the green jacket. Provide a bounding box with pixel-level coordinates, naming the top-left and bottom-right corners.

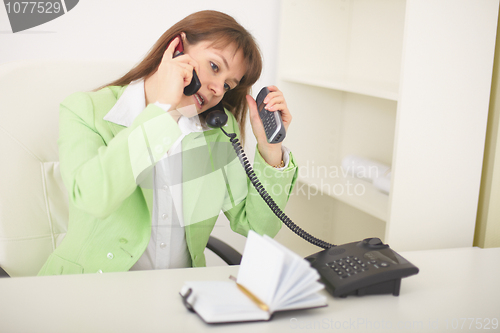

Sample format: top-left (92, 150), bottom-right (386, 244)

top-left (38, 85), bottom-right (298, 275)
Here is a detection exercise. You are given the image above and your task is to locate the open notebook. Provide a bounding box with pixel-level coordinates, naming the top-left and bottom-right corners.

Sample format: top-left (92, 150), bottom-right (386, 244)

top-left (179, 231), bottom-right (327, 323)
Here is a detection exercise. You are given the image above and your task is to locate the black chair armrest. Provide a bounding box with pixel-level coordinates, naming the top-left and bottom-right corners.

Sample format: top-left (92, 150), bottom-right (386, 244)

top-left (0, 266), bottom-right (10, 278)
top-left (206, 236), bottom-right (242, 266)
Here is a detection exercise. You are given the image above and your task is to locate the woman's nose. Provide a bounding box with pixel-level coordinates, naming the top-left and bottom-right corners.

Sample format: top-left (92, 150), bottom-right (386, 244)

top-left (207, 78), bottom-right (225, 97)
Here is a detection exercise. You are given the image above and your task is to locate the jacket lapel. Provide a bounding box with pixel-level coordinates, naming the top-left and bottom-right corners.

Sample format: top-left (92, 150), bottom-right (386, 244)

top-left (102, 85), bottom-right (132, 137)
top-left (106, 121), bottom-right (127, 137)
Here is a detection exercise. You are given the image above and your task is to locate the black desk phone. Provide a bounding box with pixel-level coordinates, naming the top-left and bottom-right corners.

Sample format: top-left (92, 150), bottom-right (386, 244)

top-left (200, 83), bottom-right (421, 298)
top-left (305, 238), bottom-right (419, 297)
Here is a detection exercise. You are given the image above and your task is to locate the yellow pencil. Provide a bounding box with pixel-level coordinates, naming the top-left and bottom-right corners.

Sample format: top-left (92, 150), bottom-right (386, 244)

top-left (229, 275), bottom-right (269, 312)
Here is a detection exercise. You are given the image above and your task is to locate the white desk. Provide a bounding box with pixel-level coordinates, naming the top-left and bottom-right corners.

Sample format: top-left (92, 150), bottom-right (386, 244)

top-left (0, 247), bottom-right (499, 333)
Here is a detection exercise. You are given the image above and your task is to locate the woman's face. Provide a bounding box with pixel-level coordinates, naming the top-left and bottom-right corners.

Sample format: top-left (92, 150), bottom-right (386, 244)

top-left (180, 40), bottom-right (246, 113)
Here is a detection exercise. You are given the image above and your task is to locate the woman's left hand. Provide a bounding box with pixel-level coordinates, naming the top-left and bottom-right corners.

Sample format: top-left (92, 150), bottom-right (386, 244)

top-left (246, 86), bottom-right (292, 167)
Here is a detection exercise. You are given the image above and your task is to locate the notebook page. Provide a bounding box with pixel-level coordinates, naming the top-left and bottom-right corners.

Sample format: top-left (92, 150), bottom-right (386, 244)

top-left (263, 235), bottom-right (316, 305)
top-left (277, 292), bottom-right (328, 312)
top-left (237, 231), bottom-right (286, 309)
top-left (181, 281), bottom-right (270, 323)
top-left (277, 269), bottom-right (322, 306)
top-left (279, 280), bottom-right (325, 308)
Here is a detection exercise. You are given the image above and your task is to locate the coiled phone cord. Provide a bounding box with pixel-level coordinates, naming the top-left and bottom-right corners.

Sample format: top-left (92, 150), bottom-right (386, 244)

top-left (220, 127), bottom-right (335, 249)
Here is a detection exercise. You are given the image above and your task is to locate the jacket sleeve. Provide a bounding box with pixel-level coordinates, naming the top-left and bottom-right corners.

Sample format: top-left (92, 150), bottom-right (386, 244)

top-left (221, 114), bottom-right (298, 238)
top-left (58, 91), bottom-right (182, 219)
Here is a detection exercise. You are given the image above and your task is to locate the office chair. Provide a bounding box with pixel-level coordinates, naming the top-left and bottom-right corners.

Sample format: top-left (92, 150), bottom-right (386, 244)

top-left (0, 60), bottom-right (241, 278)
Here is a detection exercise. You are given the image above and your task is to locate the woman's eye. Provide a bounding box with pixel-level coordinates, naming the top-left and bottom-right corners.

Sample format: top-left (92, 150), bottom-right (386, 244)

top-left (210, 62), bottom-right (219, 73)
top-left (210, 62), bottom-right (231, 91)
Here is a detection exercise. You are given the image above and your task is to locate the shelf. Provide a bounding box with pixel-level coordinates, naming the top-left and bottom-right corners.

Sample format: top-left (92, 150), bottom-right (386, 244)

top-left (281, 72), bottom-right (399, 101)
top-left (277, 0), bottom-right (498, 251)
top-left (296, 175), bottom-right (389, 222)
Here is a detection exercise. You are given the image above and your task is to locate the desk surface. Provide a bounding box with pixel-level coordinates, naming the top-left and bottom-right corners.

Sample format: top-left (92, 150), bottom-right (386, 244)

top-left (1, 247), bottom-right (499, 333)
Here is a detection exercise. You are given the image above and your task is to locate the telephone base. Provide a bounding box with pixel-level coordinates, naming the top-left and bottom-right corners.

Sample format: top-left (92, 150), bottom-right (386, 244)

top-left (305, 238), bottom-right (418, 298)
top-left (329, 278), bottom-right (401, 298)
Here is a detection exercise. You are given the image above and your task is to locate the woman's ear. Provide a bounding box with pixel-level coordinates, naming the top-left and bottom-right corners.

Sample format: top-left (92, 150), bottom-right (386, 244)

top-left (180, 32), bottom-right (187, 45)
top-left (180, 32), bottom-right (192, 53)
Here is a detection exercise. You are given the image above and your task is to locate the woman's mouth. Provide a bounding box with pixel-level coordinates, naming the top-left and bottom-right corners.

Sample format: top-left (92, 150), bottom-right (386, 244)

top-left (194, 93), bottom-right (205, 108)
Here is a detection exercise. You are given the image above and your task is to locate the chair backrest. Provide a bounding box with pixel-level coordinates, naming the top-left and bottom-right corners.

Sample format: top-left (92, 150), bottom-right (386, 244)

top-left (0, 59), bottom-right (135, 276)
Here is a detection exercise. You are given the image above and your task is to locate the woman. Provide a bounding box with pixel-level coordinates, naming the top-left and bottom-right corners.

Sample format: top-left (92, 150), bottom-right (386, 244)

top-left (38, 10), bottom-right (297, 275)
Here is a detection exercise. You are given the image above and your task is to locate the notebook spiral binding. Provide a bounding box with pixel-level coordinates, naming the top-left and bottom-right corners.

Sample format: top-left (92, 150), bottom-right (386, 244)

top-left (180, 288), bottom-right (195, 312)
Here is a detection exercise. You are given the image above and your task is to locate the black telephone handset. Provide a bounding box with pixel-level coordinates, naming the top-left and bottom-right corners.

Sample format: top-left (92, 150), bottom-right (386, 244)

top-left (204, 101), bottom-right (227, 129)
top-left (205, 87), bottom-right (419, 298)
top-left (171, 35), bottom-right (201, 96)
top-left (169, 34), bottom-right (227, 125)
top-left (256, 87), bottom-right (286, 143)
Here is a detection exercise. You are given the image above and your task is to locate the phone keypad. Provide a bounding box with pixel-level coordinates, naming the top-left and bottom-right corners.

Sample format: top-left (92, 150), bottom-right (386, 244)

top-left (260, 110), bottom-right (277, 137)
top-left (326, 256), bottom-right (375, 279)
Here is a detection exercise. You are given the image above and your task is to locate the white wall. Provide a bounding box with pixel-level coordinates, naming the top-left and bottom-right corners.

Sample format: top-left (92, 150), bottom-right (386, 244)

top-left (0, 0), bottom-right (282, 163)
top-left (0, 0), bottom-right (283, 264)
top-left (0, 0), bottom-right (280, 87)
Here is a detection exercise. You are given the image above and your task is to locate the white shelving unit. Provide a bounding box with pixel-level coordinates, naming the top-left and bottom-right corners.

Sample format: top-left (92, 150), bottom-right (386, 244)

top-left (280, 72), bottom-right (399, 101)
top-left (277, 0), bottom-right (499, 251)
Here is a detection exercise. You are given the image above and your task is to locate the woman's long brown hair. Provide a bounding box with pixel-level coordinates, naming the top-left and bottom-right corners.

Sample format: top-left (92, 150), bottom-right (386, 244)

top-left (100, 10), bottom-right (262, 143)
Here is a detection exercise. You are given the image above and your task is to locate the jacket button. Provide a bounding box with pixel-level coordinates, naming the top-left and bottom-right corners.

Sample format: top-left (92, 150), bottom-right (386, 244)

top-left (163, 137), bottom-right (172, 145)
top-left (97, 270), bottom-right (103, 274)
top-left (107, 253), bottom-right (114, 259)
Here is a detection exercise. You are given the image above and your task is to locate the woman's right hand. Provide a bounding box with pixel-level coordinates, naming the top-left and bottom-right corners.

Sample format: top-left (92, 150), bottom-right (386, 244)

top-left (155, 36), bottom-right (199, 110)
